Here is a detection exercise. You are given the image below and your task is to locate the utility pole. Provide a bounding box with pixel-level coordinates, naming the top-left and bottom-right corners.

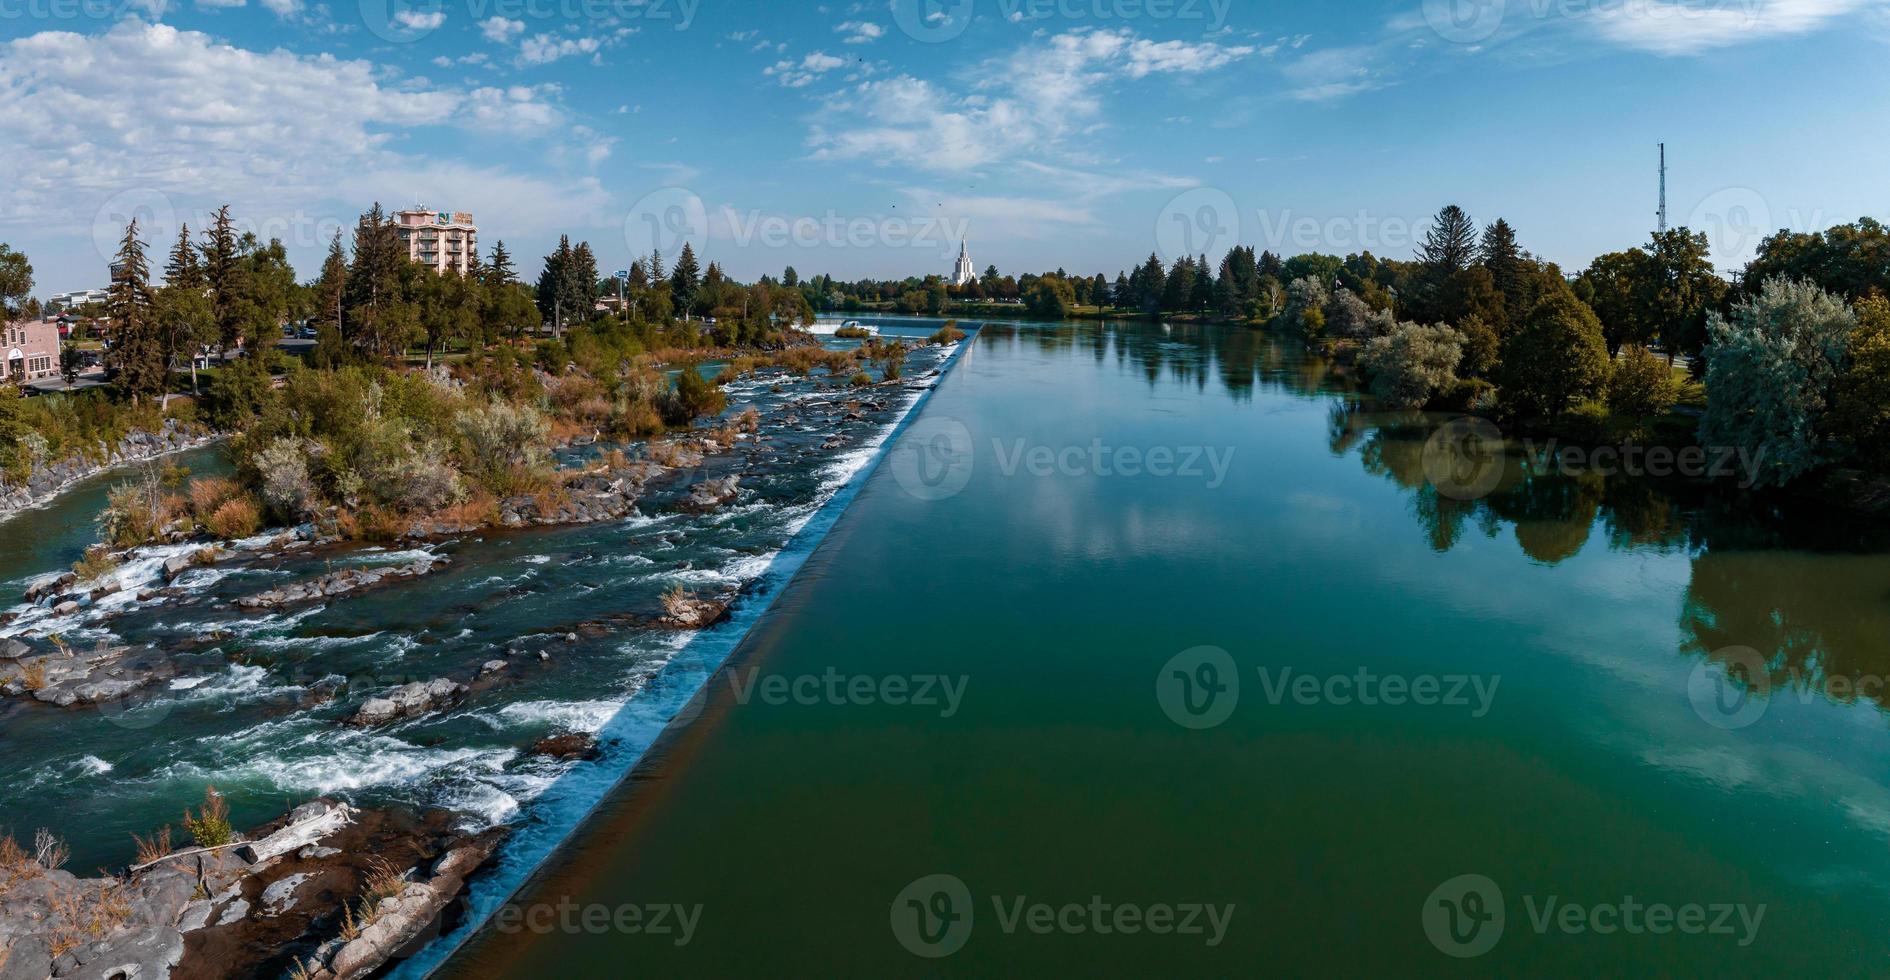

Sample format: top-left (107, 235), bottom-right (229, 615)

top-left (1657, 142), bottom-right (1668, 234)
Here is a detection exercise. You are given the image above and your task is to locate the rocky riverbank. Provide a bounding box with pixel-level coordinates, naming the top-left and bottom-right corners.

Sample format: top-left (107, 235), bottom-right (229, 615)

top-left (0, 800), bottom-right (504, 980)
top-left (0, 421), bottom-right (216, 525)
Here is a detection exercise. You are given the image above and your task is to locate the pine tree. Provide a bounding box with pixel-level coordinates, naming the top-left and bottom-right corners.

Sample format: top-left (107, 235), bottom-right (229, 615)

top-left (670, 242), bottom-right (701, 319)
top-left (567, 241), bottom-right (599, 326)
top-left (165, 225), bottom-right (201, 290)
top-left (486, 240), bottom-right (515, 289)
top-left (314, 231), bottom-right (347, 338)
top-left (199, 205), bottom-right (248, 351)
top-left (108, 219), bottom-right (163, 405)
top-left (1480, 218), bottom-right (1523, 327)
top-left (537, 236), bottom-right (572, 336)
top-left (1420, 205), bottom-right (1478, 276)
top-left (1191, 253), bottom-right (1217, 311)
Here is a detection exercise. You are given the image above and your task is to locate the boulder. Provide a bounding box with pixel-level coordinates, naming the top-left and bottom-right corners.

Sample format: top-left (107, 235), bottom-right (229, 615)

top-left (347, 680), bottom-right (467, 726)
top-left (683, 475), bottom-right (741, 512)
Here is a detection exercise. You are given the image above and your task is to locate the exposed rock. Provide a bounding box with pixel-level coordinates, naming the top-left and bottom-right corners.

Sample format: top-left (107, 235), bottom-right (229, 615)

top-left (235, 558), bottom-right (448, 610)
top-left (479, 659), bottom-right (507, 676)
top-left (240, 801), bottom-right (357, 864)
top-left (529, 732), bottom-right (600, 761)
top-left (682, 475), bottom-right (741, 512)
top-left (0, 640), bottom-right (168, 708)
top-left (259, 874), bottom-right (310, 916)
top-left (346, 679), bottom-right (467, 727)
top-left (51, 600), bottom-right (78, 616)
top-left (300, 832), bottom-right (504, 980)
top-left (658, 594), bottom-right (730, 630)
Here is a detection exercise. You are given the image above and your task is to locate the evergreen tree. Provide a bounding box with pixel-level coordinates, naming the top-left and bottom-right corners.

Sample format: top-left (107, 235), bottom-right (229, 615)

top-left (782, 266), bottom-right (799, 288)
top-left (165, 224), bottom-right (201, 290)
top-left (1191, 253), bottom-right (1217, 311)
top-left (567, 241), bottom-right (599, 325)
top-left (1135, 253), bottom-right (1166, 314)
top-left (486, 241), bottom-right (516, 290)
top-left (670, 242), bottom-right (702, 318)
top-left (537, 236), bottom-right (572, 336)
top-left (158, 223), bottom-right (215, 396)
top-left (108, 220), bottom-right (164, 405)
top-left (200, 205), bottom-right (249, 350)
top-left (1420, 204), bottom-right (1478, 275)
top-left (1479, 218), bottom-right (1524, 328)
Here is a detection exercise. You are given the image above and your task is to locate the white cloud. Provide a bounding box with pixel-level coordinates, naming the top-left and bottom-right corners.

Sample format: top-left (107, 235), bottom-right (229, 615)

top-left (836, 20), bottom-right (885, 44)
top-left (1586, 0), bottom-right (1866, 54)
top-left (393, 9), bottom-right (445, 30)
top-left (809, 28), bottom-right (1253, 171)
top-left (765, 50), bottom-right (849, 87)
top-left (517, 33), bottom-right (603, 66)
top-left (479, 16), bottom-right (525, 43)
top-left (0, 19), bottom-right (583, 253)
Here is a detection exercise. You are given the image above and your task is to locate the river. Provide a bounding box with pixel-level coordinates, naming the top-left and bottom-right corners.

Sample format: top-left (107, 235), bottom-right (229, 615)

top-left (435, 318), bottom-right (1890, 976)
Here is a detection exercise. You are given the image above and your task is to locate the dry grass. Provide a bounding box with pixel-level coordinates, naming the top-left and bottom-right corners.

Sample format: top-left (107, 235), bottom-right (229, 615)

top-left (362, 857), bottom-right (407, 904)
top-left (33, 829), bottom-right (68, 872)
top-left (433, 494), bottom-right (500, 529)
top-left (132, 826), bottom-right (173, 866)
top-left (0, 834), bottom-right (44, 890)
top-left (20, 660), bottom-right (47, 692)
top-left (204, 496), bottom-right (262, 540)
top-left (186, 476), bottom-right (242, 518)
top-left (661, 585), bottom-right (696, 620)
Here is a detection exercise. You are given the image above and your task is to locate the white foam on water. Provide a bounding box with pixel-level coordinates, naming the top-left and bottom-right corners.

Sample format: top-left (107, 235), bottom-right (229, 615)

top-left (73, 755), bottom-right (114, 776)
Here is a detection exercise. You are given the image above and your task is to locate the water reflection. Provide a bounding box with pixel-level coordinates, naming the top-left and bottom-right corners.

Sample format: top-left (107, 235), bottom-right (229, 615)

top-left (980, 317), bottom-right (1890, 720)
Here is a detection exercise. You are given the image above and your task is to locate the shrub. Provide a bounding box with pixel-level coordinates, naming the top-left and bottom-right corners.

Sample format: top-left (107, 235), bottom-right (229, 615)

top-left (1360, 322), bottom-right (1464, 409)
top-left (253, 438), bottom-right (317, 521)
top-left (456, 399), bottom-right (550, 481)
top-left (181, 786), bottom-right (233, 848)
top-left (1700, 276), bottom-right (1855, 487)
top-left (72, 545), bottom-right (120, 582)
top-left (186, 476), bottom-right (242, 518)
top-left (833, 325), bottom-right (872, 339)
top-left (662, 367), bottom-right (727, 427)
top-left (98, 468), bottom-right (171, 549)
top-left (848, 371), bottom-right (872, 387)
top-left (928, 322), bottom-right (967, 345)
top-left (1607, 345), bottom-right (1680, 421)
top-left (204, 496), bottom-right (262, 540)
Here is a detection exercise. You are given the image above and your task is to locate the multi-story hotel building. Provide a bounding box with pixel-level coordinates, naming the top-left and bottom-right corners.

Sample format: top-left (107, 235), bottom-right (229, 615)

top-left (395, 209), bottom-right (478, 275)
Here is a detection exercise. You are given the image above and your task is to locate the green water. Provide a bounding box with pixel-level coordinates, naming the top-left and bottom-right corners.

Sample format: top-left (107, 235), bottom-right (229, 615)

top-left (432, 321), bottom-right (1890, 974)
top-left (442, 320), bottom-right (1888, 974)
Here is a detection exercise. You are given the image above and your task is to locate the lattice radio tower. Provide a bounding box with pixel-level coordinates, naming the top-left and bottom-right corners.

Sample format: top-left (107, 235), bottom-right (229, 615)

top-left (1657, 143), bottom-right (1668, 233)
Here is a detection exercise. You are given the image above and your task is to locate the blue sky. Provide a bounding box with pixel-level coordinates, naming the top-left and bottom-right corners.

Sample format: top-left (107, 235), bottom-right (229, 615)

top-left (2, 0), bottom-right (1887, 293)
